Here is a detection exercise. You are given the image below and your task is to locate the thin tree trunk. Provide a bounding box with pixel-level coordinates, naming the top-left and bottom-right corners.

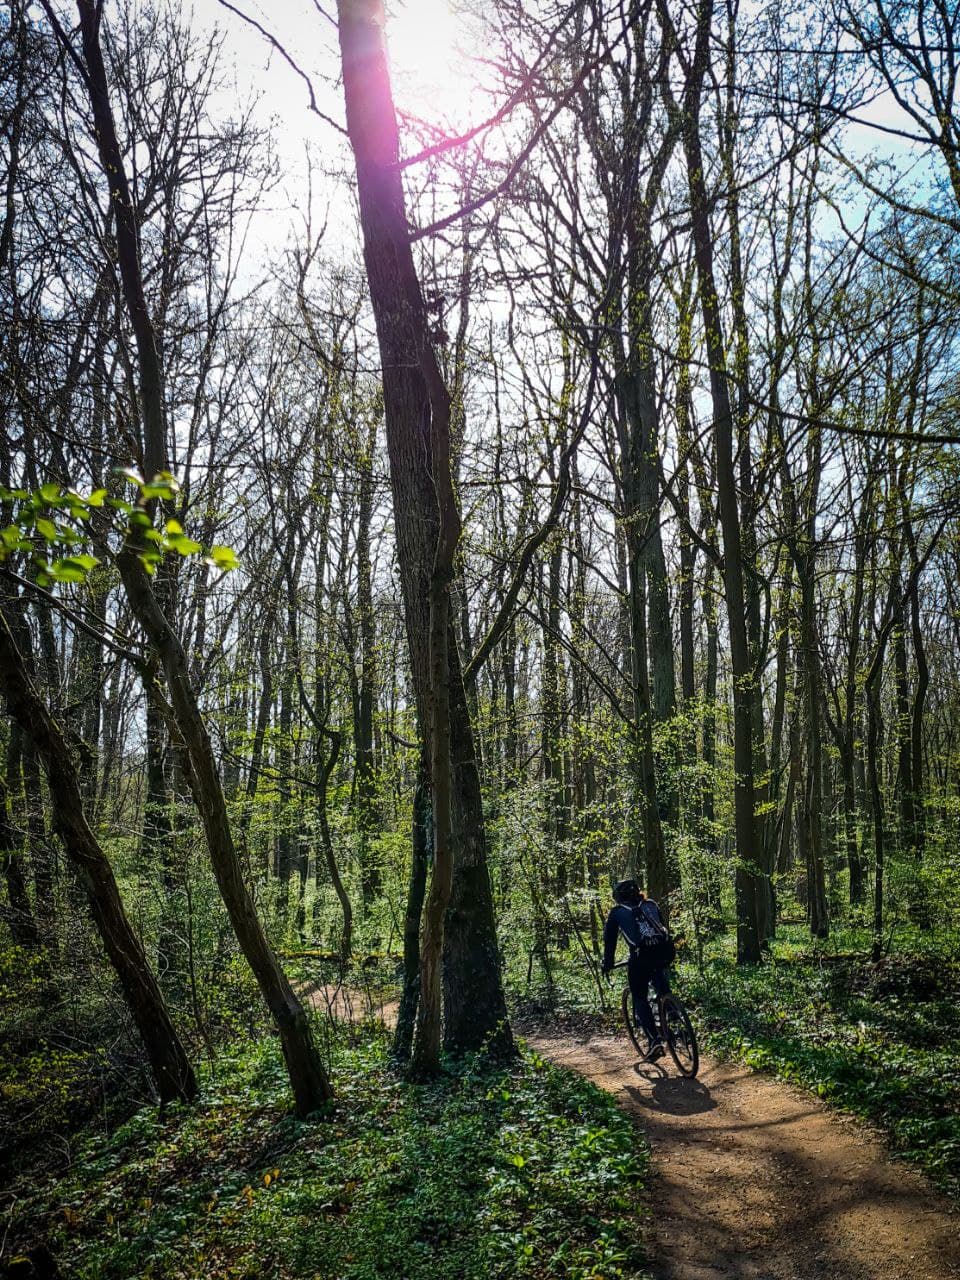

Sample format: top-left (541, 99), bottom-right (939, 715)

top-left (670, 0), bottom-right (762, 960)
top-left (72, 0), bottom-right (333, 1115)
top-left (317, 731), bottom-right (351, 960)
top-left (393, 762), bottom-right (429, 1062)
top-left (0, 744), bottom-right (39, 950)
top-left (0, 608), bottom-right (196, 1104)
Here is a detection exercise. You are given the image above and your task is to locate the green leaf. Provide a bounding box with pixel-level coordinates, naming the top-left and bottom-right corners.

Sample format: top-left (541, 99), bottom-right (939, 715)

top-left (50, 562), bottom-right (87, 584)
top-left (167, 533), bottom-right (202, 556)
top-left (69, 554), bottom-right (99, 572)
top-left (141, 482), bottom-right (176, 501)
top-left (206, 545), bottom-right (239, 572)
top-left (165, 518), bottom-right (184, 536)
top-left (138, 546), bottom-right (162, 575)
top-left (117, 466), bottom-right (145, 487)
top-left (141, 471), bottom-right (181, 501)
top-left (35, 517), bottom-right (58, 542)
top-left (39, 482), bottom-right (62, 503)
top-left (86, 489), bottom-right (108, 508)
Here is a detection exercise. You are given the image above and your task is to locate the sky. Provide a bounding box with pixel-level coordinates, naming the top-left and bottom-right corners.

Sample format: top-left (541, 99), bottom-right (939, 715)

top-left (182, 0), bottom-right (485, 265)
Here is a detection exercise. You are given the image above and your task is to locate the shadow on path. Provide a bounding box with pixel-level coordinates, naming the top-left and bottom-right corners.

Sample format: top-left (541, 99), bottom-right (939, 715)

top-left (530, 1030), bottom-right (960, 1280)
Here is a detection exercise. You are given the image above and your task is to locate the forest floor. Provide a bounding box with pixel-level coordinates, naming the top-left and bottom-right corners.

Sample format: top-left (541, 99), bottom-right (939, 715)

top-left (526, 1025), bottom-right (960, 1280)
top-left (305, 981), bottom-right (960, 1279)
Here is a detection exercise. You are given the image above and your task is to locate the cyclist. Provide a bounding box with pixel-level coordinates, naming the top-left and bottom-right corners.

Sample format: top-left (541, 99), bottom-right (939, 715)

top-left (601, 878), bottom-right (673, 1061)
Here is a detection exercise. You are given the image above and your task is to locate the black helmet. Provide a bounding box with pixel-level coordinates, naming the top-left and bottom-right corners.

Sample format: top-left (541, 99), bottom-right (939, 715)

top-left (613, 878), bottom-right (642, 905)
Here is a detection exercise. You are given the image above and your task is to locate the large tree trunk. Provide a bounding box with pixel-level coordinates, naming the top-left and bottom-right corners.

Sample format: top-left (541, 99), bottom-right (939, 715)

top-left (336, 0), bottom-right (511, 1057)
top-left (411, 437), bottom-right (456, 1076)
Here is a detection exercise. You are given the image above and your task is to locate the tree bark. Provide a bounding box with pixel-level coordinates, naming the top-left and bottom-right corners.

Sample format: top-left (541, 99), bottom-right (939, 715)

top-left (336, 0), bottom-right (511, 1057)
top-left (393, 764), bottom-right (429, 1062)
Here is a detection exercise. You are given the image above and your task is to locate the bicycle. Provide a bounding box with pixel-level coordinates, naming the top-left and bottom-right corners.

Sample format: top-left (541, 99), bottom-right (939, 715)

top-left (611, 958), bottom-right (700, 1078)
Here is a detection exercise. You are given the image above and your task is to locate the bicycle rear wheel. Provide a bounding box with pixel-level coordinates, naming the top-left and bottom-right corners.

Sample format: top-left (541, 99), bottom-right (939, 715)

top-left (621, 985), bottom-right (646, 1056)
top-left (661, 994), bottom-right (699, 1077)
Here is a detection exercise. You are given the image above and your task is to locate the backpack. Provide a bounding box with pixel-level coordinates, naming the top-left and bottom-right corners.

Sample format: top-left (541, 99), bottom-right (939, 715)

top-left (628, 900), bottom-right (676, 967)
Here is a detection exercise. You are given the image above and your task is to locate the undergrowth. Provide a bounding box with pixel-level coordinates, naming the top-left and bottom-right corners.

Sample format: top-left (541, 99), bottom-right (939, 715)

top-left (4, 1026), bottom-right (651, 1280)
top-left (681, 934), bottom-right (960, 1198)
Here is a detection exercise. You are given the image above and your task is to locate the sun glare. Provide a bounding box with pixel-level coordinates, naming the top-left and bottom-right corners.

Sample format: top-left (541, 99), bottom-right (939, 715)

top-left (386, 0), bottom-right (477, 124)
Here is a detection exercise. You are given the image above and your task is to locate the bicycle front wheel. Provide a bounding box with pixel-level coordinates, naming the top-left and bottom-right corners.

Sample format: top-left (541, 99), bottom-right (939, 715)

top-left (621, 985), bottom-right (646, 1056)
top-left (661, 994), bottom-right (699, 1077)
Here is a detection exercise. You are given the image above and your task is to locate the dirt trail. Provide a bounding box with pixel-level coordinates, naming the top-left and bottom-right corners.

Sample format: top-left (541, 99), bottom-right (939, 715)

top-left (529, 1028), bottom-right (960, 1280)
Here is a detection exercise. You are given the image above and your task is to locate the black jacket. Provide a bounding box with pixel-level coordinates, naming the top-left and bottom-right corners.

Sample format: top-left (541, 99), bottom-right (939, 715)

top-left (602, 898), bottom-right (665, 972)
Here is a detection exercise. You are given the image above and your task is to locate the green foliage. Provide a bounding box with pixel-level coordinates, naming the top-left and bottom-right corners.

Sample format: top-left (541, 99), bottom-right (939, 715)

top-left (9, 1032), bottom-right (651, 1280)
top-left (681, 931), bottom-right (960, 1198)
top-left (0, 471), bottom-right (238, 585)
top-left (0, 945), bottom-right (98, 1164)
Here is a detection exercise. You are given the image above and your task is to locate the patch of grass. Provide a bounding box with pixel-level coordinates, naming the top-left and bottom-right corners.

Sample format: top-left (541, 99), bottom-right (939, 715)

top-left (7, 1027), bottom-right (651, 1279)
top-left (681, 939), bottom-right (960, 1198)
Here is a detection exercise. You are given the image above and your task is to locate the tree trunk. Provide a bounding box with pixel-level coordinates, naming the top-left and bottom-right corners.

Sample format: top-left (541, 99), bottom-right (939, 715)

top-left (673, 0), bottom-right (762, 961)
top-left (73, 0), bottom-right (333, 1115)
top-left (336, 0), bottom-right (511, 1058)
top-left (866, 653), bottom-right (888, 964)
top-left (0, 608), bottom-right (196, 1104)
top-left (0, 743), bottom-right (40, 950)
top-left (120, 552), bottom-right (333, 1114)
top-left (393, 764), bottom-right (429, 1062)
top-left (317, 731), bottom-right (351, 960)
top-left (800, 557), bottom-right (829, 938)
top-left (354, 416), bottom-right (381, 908)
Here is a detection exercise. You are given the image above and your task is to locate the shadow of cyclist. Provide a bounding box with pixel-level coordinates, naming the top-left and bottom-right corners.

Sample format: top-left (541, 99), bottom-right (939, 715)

top-left (626, 1073), bottom-right (718, 1117)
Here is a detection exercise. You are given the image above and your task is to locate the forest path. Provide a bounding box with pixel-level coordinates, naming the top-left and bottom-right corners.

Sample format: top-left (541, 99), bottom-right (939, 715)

top-left (528, 1027), bottom-right (960, 1280)
top-left (300, 985), bottom-right (959, 1278)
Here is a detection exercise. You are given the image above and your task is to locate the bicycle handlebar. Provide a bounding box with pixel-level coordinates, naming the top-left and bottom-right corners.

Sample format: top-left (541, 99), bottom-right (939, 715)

top-left (601, 958), bottom-right (629, 983)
